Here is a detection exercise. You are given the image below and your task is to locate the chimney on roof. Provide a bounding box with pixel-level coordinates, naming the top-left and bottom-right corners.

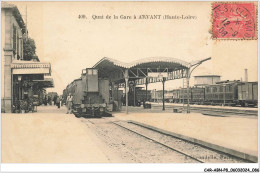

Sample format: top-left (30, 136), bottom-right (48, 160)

top-left (244, 69), bottom-right (248, 82)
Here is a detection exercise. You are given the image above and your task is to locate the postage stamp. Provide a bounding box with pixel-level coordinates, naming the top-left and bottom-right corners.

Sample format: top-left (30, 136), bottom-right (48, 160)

top-left (212, 2), bottom-right (257, 40)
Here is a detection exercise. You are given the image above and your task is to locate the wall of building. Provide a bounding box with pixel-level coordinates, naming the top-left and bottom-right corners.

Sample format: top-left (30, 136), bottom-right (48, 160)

top-left (1, 10), bottom-right (6, 103)
top-left (194, 76), bottom-right (221, 86)
top-left (2, 9), bottom-right (13, 112)
top-left (11, 15), bottom-right (23, 60)
top-left (1, 8), bottom-right (24, 112)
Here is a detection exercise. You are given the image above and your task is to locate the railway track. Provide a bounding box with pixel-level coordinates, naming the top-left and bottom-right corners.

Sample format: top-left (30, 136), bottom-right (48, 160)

top-left (84, 118), bottom-right (200, 163)
top-left (151, 103), bottom-right (258, 116)
top-left (112, 120), bottom-right (255, 163)
top-left (112, 121), bottom-right (204, 163)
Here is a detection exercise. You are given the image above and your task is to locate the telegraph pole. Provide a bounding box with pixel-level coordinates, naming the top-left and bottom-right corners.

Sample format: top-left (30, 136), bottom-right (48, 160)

top-left (186, 57), bottom-right (211, 114)
top-left (145, 77), bottom-right (148, 102)
top-left (125, 69), bottom-right (129, 114)
top-left (186, 72), bottom-right (190, 113)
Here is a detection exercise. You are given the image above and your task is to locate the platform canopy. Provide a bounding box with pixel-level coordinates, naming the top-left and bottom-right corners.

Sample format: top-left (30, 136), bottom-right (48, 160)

top-left (93, 57), bottom-right (128, 79)
top-left (93, 56), bottom-right (211, 114)
top-left (11, 60), bottom-right (51, 75)
top-left (32, 77), bottom-right (54, 88)
top-left (93, 57), bottom-right (210, 85)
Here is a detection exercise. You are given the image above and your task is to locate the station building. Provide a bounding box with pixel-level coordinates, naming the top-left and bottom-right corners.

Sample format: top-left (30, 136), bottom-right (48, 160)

top-left (1, 2), bottom-right (53, 113)
top-left (194, 75), bottom-right (221, 86)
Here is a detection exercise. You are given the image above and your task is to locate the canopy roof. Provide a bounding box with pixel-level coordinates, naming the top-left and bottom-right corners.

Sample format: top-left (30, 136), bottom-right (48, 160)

top-left (130, 57), bottom-right (190, 69)
top-left (93, 57), bottom-right (190, 79)
top-left (11, 60), bottom-right (51, 75)
top-left (93, 57), bottom-right (210, 82)
top-left (93, 57), bottom-right (190, 69)
top-left (33, 78), bottom-right (54, 88)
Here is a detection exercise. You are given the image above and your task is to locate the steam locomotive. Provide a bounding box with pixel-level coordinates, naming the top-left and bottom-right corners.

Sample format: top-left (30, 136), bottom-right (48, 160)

top-left (63, 68), bottom-right (112, 118)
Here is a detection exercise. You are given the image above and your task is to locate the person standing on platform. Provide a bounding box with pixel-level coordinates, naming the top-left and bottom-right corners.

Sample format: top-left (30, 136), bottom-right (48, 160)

top-left (44, 95), bottom-right (47, 106)
top-left (66, 93), bottom-right (73, 114)
top-left (53, 95), bottom-right (57, 106)
top-left (60, 96), bottom-right (63, 106)
top-left (48, 96), bottom-right (52, 105)
top-left (56, 96), bottom-right (61, 109)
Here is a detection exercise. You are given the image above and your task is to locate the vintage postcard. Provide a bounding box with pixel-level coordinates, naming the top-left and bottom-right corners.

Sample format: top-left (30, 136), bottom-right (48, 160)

top-left (1, 1), bottom-right (259, 172)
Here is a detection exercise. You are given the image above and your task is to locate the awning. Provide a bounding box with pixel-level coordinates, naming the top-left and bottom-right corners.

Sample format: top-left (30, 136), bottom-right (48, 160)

top-left (93, 57), bottom-right (191, 69)
top-left (11, 60), bottom-right (51, 75)
top-left (92, 57), bottom-right (211, 85)
top-left (32, 77), bottom-right (54, 88)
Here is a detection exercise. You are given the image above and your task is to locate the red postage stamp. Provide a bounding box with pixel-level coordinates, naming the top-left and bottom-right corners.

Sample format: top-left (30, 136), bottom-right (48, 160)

top-left (212, 2), bottom-right (257, 39)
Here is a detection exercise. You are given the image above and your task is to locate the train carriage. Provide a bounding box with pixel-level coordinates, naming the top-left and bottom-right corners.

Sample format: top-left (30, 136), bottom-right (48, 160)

top-left (176, 87), bottom-right (205, 104)
top-left (238, 82), bottom-right (258, 107)
top-left (164, 90), bottom-right (173, 103)
top-left (128, 87), bottom-right (151, 106)
top-left (179, 88), bottom-right (191, 103)
top-left (151, 80), bottom-right (258, 107)
top-left (191, 87), bottom-right (205, 104)
top-left (136, 89), bottom-right (151, 104)
top-left (172, 89), bottom-right (180, 103)
top-left (204, 81), bottom-right (239, 106)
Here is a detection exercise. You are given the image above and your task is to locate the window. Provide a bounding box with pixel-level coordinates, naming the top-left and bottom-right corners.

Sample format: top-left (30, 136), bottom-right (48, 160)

top-left (13, 25), bottom-right (17, 54)
top-left (17, 32), bottom-right (20, 59)
top-left (93, 69), bottom-right (97, 75)
top-left (219, 86), bottom-right (223, 92)
top-left (87, 69), bottom-right (98, 75)
top-left (87, 69), bottom-right (93, 75)
top-left (226, 85), bottom-right (230, 92)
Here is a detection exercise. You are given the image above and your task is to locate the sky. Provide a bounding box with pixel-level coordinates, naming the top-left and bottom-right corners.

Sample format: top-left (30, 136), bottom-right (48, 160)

top-left (11, 1), bottom-right (258, 95)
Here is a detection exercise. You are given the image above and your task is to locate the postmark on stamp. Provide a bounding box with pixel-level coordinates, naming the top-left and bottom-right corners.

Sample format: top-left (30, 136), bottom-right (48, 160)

top-left (212, 2), bottom-right (257, 40)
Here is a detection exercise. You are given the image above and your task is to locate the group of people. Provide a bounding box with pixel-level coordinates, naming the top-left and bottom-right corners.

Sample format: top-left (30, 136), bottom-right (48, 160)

top-left (43, 95), bottom-right (52, 106)
top-left (53, 95), bottom-right (62, 109)
top-left (43, 95), bottom-right (62, 109)
top-left (43, 93), bottom-right (74, 114)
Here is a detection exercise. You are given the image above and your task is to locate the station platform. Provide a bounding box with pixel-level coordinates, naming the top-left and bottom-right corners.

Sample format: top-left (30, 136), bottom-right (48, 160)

top-left (148, 102), bottom-right (258, 111)
top-left (114, 106), bottom-right (258, 157)
top-left (1, 106), bottom-right (111, 163)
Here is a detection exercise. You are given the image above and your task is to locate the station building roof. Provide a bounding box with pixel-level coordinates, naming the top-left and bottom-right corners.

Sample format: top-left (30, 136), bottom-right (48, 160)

top-left (2, 2), bottom-right (26, 34)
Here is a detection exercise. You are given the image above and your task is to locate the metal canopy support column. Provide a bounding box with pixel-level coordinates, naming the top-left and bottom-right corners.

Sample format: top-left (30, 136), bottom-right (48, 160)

top-left (133, 82), bottom-right (136, 107)
top-left (162, 77), bottom-right (166, 111)
top-left (186, 57), bottom-right (211, 113)
top-left (116, 85), bottom-right (119, 107)
top-left (186, 69), bottom-right (191, 113)
top-left (124, 69), bottom-right (129, 114)
top-left (145, 77), bottom-right (148, 102)
top-left (111, 80), bottom-right (115, 102)
top-left (223, 84), bottom-right (226, 106)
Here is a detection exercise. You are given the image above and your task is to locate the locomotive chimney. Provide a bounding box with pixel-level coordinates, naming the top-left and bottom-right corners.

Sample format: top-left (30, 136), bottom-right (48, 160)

top-left (244, 69), bottom-right (248, 82)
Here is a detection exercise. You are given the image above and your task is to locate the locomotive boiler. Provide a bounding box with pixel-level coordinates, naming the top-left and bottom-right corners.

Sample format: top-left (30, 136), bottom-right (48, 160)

top-left (63, 68), bottom-right (111, 118)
